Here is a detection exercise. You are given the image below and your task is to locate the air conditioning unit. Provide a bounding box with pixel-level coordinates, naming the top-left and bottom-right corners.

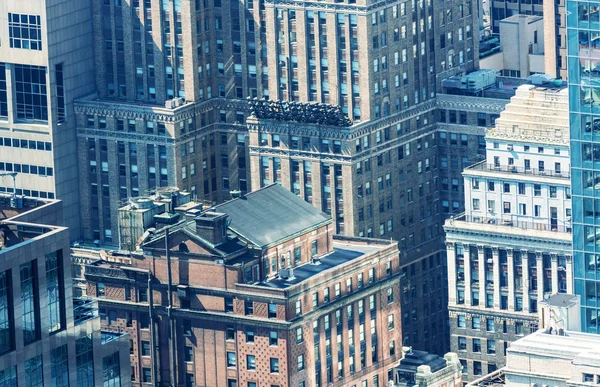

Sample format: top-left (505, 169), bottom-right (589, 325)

top-left (279, 268), bottom-right (294, 279)
top-left (174, 97), bottom-right (185, 107)
top-left (507, 144), bottom-right (513, 150)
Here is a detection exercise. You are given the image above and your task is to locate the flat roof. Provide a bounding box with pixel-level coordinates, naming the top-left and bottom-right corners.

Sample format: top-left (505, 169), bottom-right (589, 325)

top-left (257, 241), bottom-right (387, 289)
top-left (509, 330), bottom-right (600, 362)
top-left (540, 294), bottom-right (579, 308)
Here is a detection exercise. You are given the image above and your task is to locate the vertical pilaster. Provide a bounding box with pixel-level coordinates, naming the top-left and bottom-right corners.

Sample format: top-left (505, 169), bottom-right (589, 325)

top-left (464, 244), bottom-right (472, 305)
top-left (536, 252), bottom-right (544, 302)
top-left (447, 242), bottom-right (457, 305)
top-left (522, 250), bottom-right (530, 307)
top-left (478, 245), bottom-right (486, 306)
top-left (507, 248), bottom-right (515, 311)
top-left (493, 247), bottom-right (500, 308)
top-left (551, 254), bottom-right (559, 294)
top-left (566, 255), bottom-right (574, 294)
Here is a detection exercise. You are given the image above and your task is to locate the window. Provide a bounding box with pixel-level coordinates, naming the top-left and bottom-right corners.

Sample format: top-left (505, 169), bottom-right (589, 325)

top-left (142, 368), bottom-right (152, 383)
top-left (457, 315), bottom-right (466, 328)
top-left (473, 338), bottom-right (481, 352)
top-left (268, 303), bottom-right (277, 318)
top-left (297, 355), bottom-right (305, 371)
top-left (270, 331), bottom-right (278, 346)
top-left (9, 13), bottom-right (42, 50)
top-left (487, 339), bottom-right (496, 354)
top-left (55, 64), bottom-right (65, 122)
top-left (247, 355), bottom-right (256, 370)
top-left (245, 301), bottom-right (254, 315)
top-left (472, 316), bottom-right (481, 329)
top-left (388, 314), bottom-right (394, 330)
top-left (25, 355), bottom-right (44, 387)
top-left (270, 358), bottom-right (279, 373)
top-left (76, 335), bottom-right (94, 386)
top-left (14, 65), bottom-right (48, 121)
top-left (0, 270), bottom-right (13, 354)
top-left (458, 336), bottom-right (466, 350)
top-left (474, 361), bottom-right (482, 375)
top-left (185, 346), bottom-right (193, 362)
top-left (102, 352), bottom-right (121, 387)
top-left (50, 345), bottom-right (69, 387)
top-left (227, 352), bottom-right (236, 367)
top-left (246, 329), bottom-right (254, 343)
top-left (486, 319), bottom-right (495, 332)
top-left (141, 341), bottom-right (151, 356)
top-left (21, 260), bottom-right (39, 344)
top-left (226, 326), bottom-right (235, 340)
top-left (583, 374), bottom-right (594, 383)
top-left (515, 322), bottom-right (524, 335)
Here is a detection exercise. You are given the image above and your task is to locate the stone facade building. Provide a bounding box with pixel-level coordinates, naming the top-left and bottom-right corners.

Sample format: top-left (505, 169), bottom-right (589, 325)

top-left (74, 0), bottom-right (480, 244)
top-left (0, 0), bottom-right (97, 239)
top-left (84, 183), bottom-right (404, 386)
top-left (444, 84), bottom-right (573, 381)
top-left (0, 195), bottom-right (130, 386)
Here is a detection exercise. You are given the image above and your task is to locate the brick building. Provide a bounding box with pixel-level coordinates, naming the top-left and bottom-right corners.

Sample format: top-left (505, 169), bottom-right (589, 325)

top-left (84, 183), bottom-right (404, 386)
top-left (0, 194), bottom-right (130, 386)
top-left (74, 0), bottom-right (480, 245)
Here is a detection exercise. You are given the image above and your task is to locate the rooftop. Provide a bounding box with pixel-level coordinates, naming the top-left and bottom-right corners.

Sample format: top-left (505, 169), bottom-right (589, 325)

top-left (396, 349), bottom-right (448, 374)
top-left (256, 239), bottom-right (387, 289)
top-left (214, 184), bottom-right (332, 248)
top-left (0, 193), bottom-right (53, 220)
top-left (540, 293), bottom-right (580, 308)
top-left (508, 329), bottom-right (600, 364)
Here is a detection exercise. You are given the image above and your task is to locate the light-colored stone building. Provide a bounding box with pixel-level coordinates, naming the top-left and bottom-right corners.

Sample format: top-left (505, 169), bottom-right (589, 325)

top-left (0, 0), bottom-right (97, 239)
top-left (444, 84), bottom-right (573, 381)
top-left (480, 15), bottom-right (545, 78)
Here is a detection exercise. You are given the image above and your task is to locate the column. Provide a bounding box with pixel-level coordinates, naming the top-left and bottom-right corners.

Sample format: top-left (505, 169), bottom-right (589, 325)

top-left (566, 255), bottom-right (574, 294)
top-left (447, 242), bottom-right (457, 305)
top-left (536, 252), bottom-right (544, 302)
top-left (551, 254), bottom-right (559, 294)
top-left (493, 247), bottom-right (500, 308)
top-left (522, 250), bottom-right (530, 308)
top-left (507, 248), bottom-right (515, 311)
top-left (464, 244), bottom-right (472, 305)
top-left (478, 245), bottom-right (486, 306)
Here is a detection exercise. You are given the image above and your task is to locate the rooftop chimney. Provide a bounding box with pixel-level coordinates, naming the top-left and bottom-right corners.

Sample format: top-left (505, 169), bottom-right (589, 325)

top-left (194, 211), bottom-right (228, 246)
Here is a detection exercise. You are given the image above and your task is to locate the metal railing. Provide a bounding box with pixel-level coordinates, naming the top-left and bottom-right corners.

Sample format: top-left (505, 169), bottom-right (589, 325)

top-left (450, 213), bottom-right (571, 233)
top-left (466, 161), bottom-right (570, 179)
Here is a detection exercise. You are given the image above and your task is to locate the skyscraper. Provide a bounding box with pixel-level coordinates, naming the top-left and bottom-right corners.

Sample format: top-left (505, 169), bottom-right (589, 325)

top-left (568, 0), bottom-right (600, 333)
top-left (0, 0), bottom-right (96, 239)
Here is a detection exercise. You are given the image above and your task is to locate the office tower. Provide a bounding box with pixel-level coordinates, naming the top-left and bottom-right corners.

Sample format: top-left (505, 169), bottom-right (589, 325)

top-left (76, 0), bottom-right (264, 243)
top-left (0, 194), bottom-right (130, 386)
top-left (0, 0), bottom-right (96, 239)
top-left (567, 0), bottom-right (600, 333)
top-left (83, 184), bottom-right (403, 386)
top-left (445, 84), bottom-right (572, 381)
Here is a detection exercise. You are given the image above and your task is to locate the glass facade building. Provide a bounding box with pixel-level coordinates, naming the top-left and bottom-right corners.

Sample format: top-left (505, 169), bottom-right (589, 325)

top-left (568, 0), bottom-right (600, 332)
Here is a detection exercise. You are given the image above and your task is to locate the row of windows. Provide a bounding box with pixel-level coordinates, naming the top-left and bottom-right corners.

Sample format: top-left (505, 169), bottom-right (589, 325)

top-left (0, 137), bottom-right (52, 151)
top-left (0, 186), bottom-right (55, 199)
top-left (0, 162), bottom-right (53, 176)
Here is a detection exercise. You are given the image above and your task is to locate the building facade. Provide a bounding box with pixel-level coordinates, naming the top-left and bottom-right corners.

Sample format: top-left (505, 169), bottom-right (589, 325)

top-left (75, 0), bottom-right (480, 244)
top-left (0, 0), bottom-right (97, 239)
top-left (567, 0), bottom-right (600, 334)
top-left (84, 183), bottom-right (404, 386)
top-left (0, 195), bottom-right (130, 386)
top-left (444, 84), bottom-right (573, 381)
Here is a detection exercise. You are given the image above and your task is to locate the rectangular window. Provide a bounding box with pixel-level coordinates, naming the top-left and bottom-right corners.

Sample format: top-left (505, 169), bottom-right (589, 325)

top-left (50, 345), bottom-right (69, 387)
top-left (14, 65), bottom-right (48, 121)
top-left (55, 64), bottom-right (65, 122)
top-left (227, 352), bottom-right (236, 367)
top-left (0, 270), bottom-right (13, 354)
top-left (0, 64), bottom-right (7, 118)
top-left (102, 352), bottom-right (121, 387)
top-left (46, 251), bottom-right (64, 333)
top-left (21, 260), bottom-right (39, 344)
top-left (25, 355), bottom-right (44, 387)
top-left (76, 335), bottom-right (94, 387)
top-left (247, 355), bottom-right (256, 370)
top-left (9, 13), bottom-right (42, 50)
top-left (0, 367), bottom-right (16, 386)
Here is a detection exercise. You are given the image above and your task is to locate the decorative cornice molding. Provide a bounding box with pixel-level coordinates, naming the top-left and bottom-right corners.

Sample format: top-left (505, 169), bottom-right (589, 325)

top-left (77, 128), bottom-right (175, 145)
top-left (436, 94), bottom-right (509, 113)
